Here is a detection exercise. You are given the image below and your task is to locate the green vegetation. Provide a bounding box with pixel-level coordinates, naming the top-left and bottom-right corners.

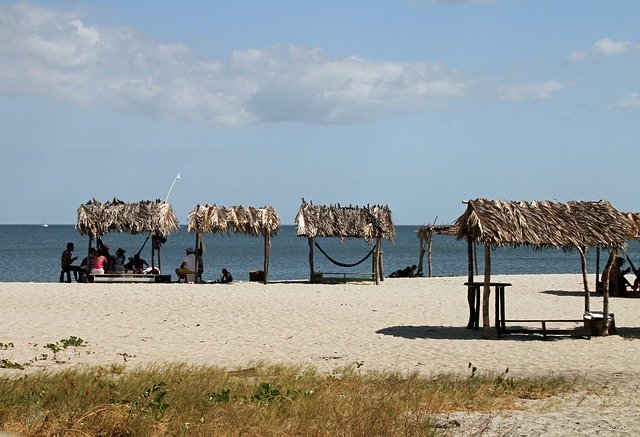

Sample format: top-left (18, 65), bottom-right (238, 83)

top-left (0, 362), bottom-right (577, 436)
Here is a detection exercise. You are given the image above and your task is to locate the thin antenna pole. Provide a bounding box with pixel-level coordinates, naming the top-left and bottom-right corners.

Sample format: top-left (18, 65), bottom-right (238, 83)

top-left (165, 173), bottom-right (181, 202)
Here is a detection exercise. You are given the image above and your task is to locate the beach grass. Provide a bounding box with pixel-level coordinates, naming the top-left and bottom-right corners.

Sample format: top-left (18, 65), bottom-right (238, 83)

top-left (0, 362), bottom-right (578, 436)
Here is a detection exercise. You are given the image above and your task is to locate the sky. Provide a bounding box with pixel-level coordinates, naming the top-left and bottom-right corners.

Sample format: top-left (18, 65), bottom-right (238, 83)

top-left (0, 0), bottom-right (638, 225)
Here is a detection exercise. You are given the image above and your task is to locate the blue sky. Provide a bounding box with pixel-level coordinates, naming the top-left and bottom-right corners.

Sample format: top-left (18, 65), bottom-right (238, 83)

top-left (0, 0), bottom-right (638, 225)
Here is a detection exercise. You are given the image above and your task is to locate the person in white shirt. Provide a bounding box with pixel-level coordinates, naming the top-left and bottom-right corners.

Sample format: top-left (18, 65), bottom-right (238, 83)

top-left (175, 247), bottom-right (196, 281)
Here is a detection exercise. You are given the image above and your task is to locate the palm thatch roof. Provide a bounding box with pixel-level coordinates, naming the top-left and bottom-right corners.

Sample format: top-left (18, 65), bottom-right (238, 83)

top-left (187, 205), bottom-right (280, 236)
top-left (295, 200), bottom-right (395, 241)
top-left (416, 224), bottom-right (458, 240)
top-left (455, 199), bottom-right (636, 250)
top-left (76, 198), bottom-right (180, 238)
top-left (627, 213), bottom-right (640, 238)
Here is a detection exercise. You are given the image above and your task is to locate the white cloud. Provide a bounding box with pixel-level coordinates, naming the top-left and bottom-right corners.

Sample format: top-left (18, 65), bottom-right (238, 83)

top-left (569, 38), bottom-right (636, 61)
top-left (497, 81), bottom-right (575, 101)
top-left (609, 92), bottom-right (640, 111)
top-left (0, 2), bottom-right (471, 126)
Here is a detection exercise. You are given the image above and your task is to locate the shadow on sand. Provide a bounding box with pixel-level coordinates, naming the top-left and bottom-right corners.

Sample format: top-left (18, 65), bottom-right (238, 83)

top-left (375, 325), bottom-right (568, 341)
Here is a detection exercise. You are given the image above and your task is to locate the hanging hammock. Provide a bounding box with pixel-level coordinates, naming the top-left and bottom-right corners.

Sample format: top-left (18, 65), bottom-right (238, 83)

top-left (314, 242), bottom-right (377, 268)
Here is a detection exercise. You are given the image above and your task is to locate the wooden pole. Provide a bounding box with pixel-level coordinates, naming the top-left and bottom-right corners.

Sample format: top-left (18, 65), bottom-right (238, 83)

top-left (602, 250), bottom-right (615, 337)
top-left (374, 239), bottom-right (381, 285)
top-left (378, 237), bottom-right (384, 283)
top-left (417, 236), bottom-right (425, 277)
top-left (579, 247), bottom-right (589, 312)
top-left (482, 243), bottom-right (492, 339)
top-left (194, 233), bottom-right (200, 283)
top-left (595, 247), bottom-right (601, 291)
top-left (307, 237), bottom-right (314, 283)
top-left (263, 233), bottom-right (270, 285)
top-left (466, 238), bottom-right (475, 329)
top-left (428, 234), bottom-right (433, 277)
top-left (151, 235), bottom-right (156, 271)
top-left (473, 242), bottom-right (478, 276)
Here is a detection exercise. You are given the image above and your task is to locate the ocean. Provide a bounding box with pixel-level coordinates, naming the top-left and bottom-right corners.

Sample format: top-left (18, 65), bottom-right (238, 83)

top-left (1, 225), bottom-right (639, 283)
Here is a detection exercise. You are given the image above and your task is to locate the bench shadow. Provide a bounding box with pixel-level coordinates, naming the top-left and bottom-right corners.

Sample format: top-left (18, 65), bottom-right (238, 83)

top-left (375, 325), bottom-right (560, 341)
top-left (614, 327), bottom-right (640, 338)
top-left (540, 289), bottom-right (592, 297)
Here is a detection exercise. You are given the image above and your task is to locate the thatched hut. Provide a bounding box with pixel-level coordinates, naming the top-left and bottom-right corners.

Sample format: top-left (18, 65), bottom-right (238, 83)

top-left (76, 198), bottom-right (180, 271)
top-left (187, 204), bottom-right (280, 284)
top-left (416, 223), bottom-right (459, 277)
top-left (295, 200), bottom-right (395, 284)
top-left (454, 198), bottom-right (637, 338)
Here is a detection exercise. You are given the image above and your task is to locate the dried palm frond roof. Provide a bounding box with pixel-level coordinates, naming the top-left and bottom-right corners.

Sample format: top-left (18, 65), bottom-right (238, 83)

top-left (295, 199), bottom-right (395, 241)
top-left (76, 198), bottom-right (180, 238)
top-left (627, 213), bottom-right (640, 238)
top-left (416, 224), bottom-right (458, 240)
top-left (454, 198), bottom-right (636, 250)
top-left (187, 204), bottom-right (280, 236)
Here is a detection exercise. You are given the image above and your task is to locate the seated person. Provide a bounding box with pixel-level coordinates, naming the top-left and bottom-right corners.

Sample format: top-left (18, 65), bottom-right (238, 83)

top-left (110, 248), bottom-right (126, 273)
top-left (124, 254), bottom-right (149, 274)
top-left (175, 247), bottom-right (196, 281)
top-left (606, 257), bottom-right (633, 297)
top-left (219, 268), bottom-right (233, 283)
top-left (91, 249), bottom-right (109, 275)
top-left (60, 242), bottom-right (83, 282)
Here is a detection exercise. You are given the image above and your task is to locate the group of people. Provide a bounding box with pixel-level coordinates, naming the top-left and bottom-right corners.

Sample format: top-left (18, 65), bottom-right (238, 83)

top-left (603, 256), bottom-right (640, 298)
top-left (175, 246), bottom-right (232, 283)
top-left (389, 264), bottom-right (419, 278)
top-left (60, 240), bottom-right (151, 282)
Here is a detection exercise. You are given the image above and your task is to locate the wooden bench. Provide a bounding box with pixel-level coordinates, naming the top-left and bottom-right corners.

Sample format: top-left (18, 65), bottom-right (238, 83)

top-left (500, 319), bottom-right (591, 339)
top-left (313, 272), bottom-right (376, 284)
top-left (90, 273), bottom-right (162, 283)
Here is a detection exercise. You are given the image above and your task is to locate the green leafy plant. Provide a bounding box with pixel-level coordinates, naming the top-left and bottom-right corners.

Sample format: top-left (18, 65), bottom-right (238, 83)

top-left (0, 358), bottom-right (24, 370)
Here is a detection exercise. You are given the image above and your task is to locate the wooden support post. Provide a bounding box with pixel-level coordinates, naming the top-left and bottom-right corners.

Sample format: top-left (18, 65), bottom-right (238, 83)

top-left (150, 234), bottom-right (156, 271)
top-left (602, 250), bottom-right (615, 336)
top-left (308, 237), bottom-right (314, 283)
top-left (417, 236), bottom-right (425, 277)
top-left (595, 247), bottom-right (600, 291)
top-left (466, 238), bottom-right (475, 329)
top-left (378, 237), bottom-right (384, 283)
top-left (194, 233), bottom-right (202, 283)
top-left (579, 248), bottom-right (589, 312)
top-left (427, 234), bottom-right (434, 277)
top-left (374, 239), bottom-right (381, 285)
top-left (263, 233), bottom-right (270, 285)
top-left (482, 243), bottom-right (492, 339)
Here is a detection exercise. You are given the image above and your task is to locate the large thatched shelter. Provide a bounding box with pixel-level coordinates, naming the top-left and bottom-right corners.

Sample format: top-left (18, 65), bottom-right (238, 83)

top-left (416, 223), bottom-right (459, 277)
top-left (295, 200), bottom-right (395, 284)
top-left (454, 198), bottom-right (637, 338)
top-left (187, 204), bottom-right (280, 284)
top-left (76, 198), bottom-right (180, 271)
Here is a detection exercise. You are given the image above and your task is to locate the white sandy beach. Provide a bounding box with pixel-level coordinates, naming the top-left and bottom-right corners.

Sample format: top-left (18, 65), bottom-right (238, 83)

top-left (2, 274), bottom-right (640, 435)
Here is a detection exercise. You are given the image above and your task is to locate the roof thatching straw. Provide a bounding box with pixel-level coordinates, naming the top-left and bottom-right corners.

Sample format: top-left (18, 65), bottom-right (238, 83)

top-left (455, 199), bottom-right (635, 250)
top-left (295, 200), bottom-right (395, 241)
top-left (76, 198), bottom-right (180, 238)
top-left (627, 213), bottom-right (640, 239)
top-left (416, 224), bottom-right (458, 240)
top-left (187, 205), bottom-right (280, 236)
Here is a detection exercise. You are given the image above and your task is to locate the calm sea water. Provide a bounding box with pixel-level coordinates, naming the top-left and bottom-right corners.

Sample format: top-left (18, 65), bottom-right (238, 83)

top-left (1, 225), bottom-right (639, 283)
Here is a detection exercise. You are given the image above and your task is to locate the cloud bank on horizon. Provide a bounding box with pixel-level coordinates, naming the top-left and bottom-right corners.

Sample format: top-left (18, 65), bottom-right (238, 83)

top-left (2, 1), bottom-right (637, 127)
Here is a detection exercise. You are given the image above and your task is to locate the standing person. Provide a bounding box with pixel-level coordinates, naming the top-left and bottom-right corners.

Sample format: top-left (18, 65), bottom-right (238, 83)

top-left (60, 242), bottom-right (83, 282)
top-left (175, 247), bottom-right (196, 282)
